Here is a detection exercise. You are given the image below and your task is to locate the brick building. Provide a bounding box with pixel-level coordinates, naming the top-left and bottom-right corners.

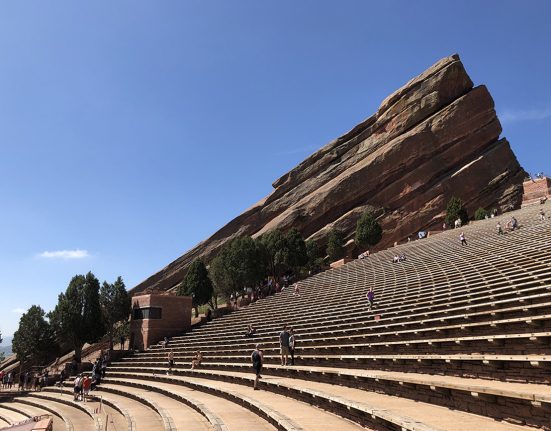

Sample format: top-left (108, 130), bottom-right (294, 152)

top-left (129, 293), bottom-right (192, 350)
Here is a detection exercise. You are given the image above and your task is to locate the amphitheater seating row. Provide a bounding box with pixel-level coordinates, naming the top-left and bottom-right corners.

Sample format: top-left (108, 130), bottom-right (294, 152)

top-left (1, 204), bottom-right (548, 430)
top-left (108, 204), bottom-right (551, 430)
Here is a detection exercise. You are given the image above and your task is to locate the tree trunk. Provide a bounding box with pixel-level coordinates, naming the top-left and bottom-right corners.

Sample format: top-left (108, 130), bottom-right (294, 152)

top-left (74, 344), bottom-right (83, 363)
top-left (194, 306), bottom-right (199, 318)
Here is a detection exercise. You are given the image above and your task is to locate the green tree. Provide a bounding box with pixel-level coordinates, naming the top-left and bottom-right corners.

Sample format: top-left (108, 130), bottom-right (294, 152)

top-left (177, 260), bottom-right (214, 318)
top-left (355, 211), bottom-right (383, 249)
top-left (209, 236), bottom-right (265, 300)
top-left (326, 229), bottom-right (346, 261)
top-left (49, 272), bottom-right (105, 362)
top-left (445, 196), bottom-right (469, 227)
top-left (260, 229), bottom-right (287, 278)
top-left (209, 253), bottom-right (231, 303)
top-left (260, 228), bottom-right (308, 277)
top-left (113, 320), bottom-right (130, 349)
top-left (305, 239), bottom-right (324, 273)
top-left (100, 276), bottom-right (131, 350)
top-left (12, 305), bottom-right (57, 366)
top-left (474, 207), bottom-right (488, 220)
top-left (284, 228), bottom-right (308, 273)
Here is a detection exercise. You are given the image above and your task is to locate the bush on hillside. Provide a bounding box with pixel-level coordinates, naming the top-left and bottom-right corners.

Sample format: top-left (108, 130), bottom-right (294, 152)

top-left (305, 239), bottom-right (324, 273)
top-left (474, 207), bottom-right (488, 220)
top-left (326, 229), bottom-right (346, 262)
top-left (445, 196), bottom-right (469, 227)
top-left (355, 211), bottom-right (383, 248)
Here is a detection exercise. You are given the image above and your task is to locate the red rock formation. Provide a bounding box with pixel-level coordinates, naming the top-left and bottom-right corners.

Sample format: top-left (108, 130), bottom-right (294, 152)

top-left (130, 54), bottom-right (525, 295)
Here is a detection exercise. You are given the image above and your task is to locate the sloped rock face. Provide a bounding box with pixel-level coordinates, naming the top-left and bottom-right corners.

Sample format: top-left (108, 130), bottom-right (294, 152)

top-left (131, 54), bottom-right (525, 295)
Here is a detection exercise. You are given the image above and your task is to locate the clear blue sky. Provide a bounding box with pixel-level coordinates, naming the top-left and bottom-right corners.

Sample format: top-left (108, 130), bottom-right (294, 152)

top-left (1, 1), bottom-right (550, 340)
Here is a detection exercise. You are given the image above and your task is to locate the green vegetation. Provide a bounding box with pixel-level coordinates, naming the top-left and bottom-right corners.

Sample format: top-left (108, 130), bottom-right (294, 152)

top-left (326, 228), bottom-right (346, 261)
top-left (283, 228), bottom-right (308, 273)
top-left (355, 211), bottom-right (383, 249)
top-left (114, 320), bottom-right (130, 346)
top-left (12, 305), bottom-right (57, 366)
top-left (48, 272), bottom-right (105, 362)
top-left (259, 229), bottom-right (286, 278)
top-left (474, 207), bottom-right (488, 220)
top-left (100, 276), bottom-right (131, 350)
top-left (10, 272), bottom-right (131, 367)
top-left (207, 228), bottom-right (314, 302)
top-left (210, 236), bottom-right (265, 300)
top-left (177, 260), bottom-right (214, 317)
top-left (305, 239), bottom-right (324, 273)
top-left (260, 228), bottom-right (308, 278)
top-left (445, 196), bottom-right (469, 226)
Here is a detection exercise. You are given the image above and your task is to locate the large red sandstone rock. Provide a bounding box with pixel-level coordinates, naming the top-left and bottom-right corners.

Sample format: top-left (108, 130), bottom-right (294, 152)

top-left (130, 54), bottom-right (525, 295)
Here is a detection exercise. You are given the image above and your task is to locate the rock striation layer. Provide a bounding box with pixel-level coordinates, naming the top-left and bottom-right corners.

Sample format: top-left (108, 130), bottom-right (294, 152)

top-left (131, 54), bottom-right (525, 295)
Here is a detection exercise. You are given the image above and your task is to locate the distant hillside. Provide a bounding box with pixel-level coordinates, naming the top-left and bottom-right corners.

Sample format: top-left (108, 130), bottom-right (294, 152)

top-left (1, 336), bottom-right (13, 357)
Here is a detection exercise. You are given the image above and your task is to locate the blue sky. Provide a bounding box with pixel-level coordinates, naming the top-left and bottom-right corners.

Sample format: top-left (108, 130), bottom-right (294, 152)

top-left (1, 1), bottom-right (550, 341)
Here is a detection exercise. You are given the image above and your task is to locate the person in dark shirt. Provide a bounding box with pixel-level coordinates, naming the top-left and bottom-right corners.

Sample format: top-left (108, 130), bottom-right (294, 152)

top-left (251, 345), bottom-right (263, 390)
top-left (279, 325), bottom-right (290, 366)
top-left (366, 287), bottom-right (375, 311)
top-left (289, 328), bottom-right (296, 366)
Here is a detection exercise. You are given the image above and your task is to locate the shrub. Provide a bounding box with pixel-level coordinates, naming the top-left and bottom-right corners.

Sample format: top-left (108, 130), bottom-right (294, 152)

top-left (445, 196), bottom-right (468, 226)
top-left (474, 207), bottom-right (488, 220)
top-left (355, 211), bottom-right (382, 248)
top-left (326, 229), bottom-right (346, 261)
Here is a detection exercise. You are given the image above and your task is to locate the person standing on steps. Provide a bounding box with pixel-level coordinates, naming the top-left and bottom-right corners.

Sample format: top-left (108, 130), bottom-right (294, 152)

top-left (459, 232), bottom-right (467, 246)
top-left (167, 350), bottom-right (174, 375)
top-left (251, 344), bottom-right (263, 390)
top-left (73, 374), bottom-right (82, 401)
top-left (366, 287), bottom-right (375, 311)
top-left (289, 328), bottom-right (296, 366)
top-left (82, 374), bottom-right (91, 403)
top-left (279, 325), bottom-right (291, 366)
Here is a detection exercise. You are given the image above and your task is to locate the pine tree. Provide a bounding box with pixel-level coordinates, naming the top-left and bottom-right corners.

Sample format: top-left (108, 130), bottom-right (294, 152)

top-left (12, 305), bottom-right (57, 366)
top-left (355, 211), bottom-right (383, 249)
top-left (100, 276), bottom-right (130, 350)
top-left (49, 272), bottom-right (105, 362)
top-left (177, 260), bottom-right (214, 317)
top-left (326, 229), bottom-right (346, 261)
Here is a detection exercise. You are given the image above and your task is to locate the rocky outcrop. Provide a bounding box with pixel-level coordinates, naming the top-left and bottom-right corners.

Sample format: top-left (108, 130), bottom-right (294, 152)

top-left (131, 54), bottom-right (525, 295)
